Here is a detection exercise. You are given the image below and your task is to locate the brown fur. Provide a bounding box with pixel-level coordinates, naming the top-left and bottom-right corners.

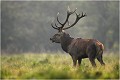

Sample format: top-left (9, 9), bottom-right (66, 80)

top-left (50, 9), bottom-right (105, 67)
top-left (50, 32), bottom-right (105, 67)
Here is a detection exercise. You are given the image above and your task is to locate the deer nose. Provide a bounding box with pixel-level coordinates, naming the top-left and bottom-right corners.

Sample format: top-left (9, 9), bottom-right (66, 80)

top-left (50, 38), bottom-right (52, 40)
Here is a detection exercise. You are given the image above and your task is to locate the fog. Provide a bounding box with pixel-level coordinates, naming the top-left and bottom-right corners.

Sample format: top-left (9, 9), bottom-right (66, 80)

top-left (1, 1), bottom-right (119, 54)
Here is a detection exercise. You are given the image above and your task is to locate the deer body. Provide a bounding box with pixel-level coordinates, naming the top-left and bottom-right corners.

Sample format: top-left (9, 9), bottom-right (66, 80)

top-left (50, 7), bottom-right (105, 67)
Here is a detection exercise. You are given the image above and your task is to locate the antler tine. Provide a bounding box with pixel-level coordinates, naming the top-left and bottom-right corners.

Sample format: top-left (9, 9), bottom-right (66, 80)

top-left (68, 8), bottom-right (77, 14)
top-left (51, 23), bottom-right (59, 30)
top-left (67, 6), bottom-right (70, 12)
top-left (55, 23), bottom-right (60, 28)
top-left (67, 21), bottom-right (70, 26)
top-left (60, 8), bottom-right (77, 29)
top-left (79, 12), bottom-right (86, 18)
top-left (51, 17), bottom-right (61, 30)
top-left (75, 11), bottom-right (87, 18)
top-left (57, 12), bottom-right (63, 25)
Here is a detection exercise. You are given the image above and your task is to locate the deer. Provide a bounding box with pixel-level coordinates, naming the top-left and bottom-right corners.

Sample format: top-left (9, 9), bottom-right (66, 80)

top-left (50, 7), bottom-right (105, 67)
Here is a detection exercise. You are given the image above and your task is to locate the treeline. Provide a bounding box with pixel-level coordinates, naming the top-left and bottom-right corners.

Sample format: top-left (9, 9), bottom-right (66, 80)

top-left (1, 1), bottom-right (119, 53)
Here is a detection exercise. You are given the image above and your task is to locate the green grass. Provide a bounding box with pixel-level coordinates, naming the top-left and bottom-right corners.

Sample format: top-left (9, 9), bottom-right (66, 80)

top-left (1, 52), bottom-right (119, 79)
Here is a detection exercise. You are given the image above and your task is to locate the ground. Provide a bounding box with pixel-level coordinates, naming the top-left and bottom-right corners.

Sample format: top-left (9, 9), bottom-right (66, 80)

top-left (1, 52), bottom-right (119, 79)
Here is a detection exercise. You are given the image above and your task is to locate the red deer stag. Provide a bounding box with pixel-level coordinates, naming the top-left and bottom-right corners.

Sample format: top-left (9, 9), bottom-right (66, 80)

top-left (50, 8), bottom-right (105, 67)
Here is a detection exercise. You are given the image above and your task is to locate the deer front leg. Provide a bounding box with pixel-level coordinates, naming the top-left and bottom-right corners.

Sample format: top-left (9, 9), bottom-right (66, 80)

top-left (71, 56), bottom-right (77, 67)
top-left (78, 57), bottom-right (82, 66)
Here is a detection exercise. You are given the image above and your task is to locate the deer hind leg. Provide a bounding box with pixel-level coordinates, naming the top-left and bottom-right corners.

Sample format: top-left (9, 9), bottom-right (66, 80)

top-left (88, 51), bottom-right (96, 67)
top-left (97, 54), bottom-right (105, 66)
top-left (89, 57), bottom-right (96, 67)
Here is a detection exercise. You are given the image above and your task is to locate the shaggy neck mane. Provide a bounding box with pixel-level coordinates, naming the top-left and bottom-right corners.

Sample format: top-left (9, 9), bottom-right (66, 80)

top-left (60, 34), bottom-right (74, 53)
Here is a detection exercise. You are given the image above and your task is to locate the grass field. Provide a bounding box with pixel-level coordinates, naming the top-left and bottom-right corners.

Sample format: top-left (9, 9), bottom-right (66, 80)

top-left (1, 52), bottom-right (119, 79)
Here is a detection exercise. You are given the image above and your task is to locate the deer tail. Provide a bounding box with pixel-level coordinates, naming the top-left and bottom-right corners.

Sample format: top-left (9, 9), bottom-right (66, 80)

top-left (95, 42), bottom-right (104, 55)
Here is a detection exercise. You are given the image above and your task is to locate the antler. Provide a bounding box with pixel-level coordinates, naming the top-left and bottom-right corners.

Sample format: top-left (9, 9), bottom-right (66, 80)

top-left (51, 23), bottom-right (59, 30)
top-left (56, 7), bottom-right (77, 30)
top-left (51, 18), bottom-right (61, 30)
top-left (63, 11), bottom-right (87, 30)
top-left (51, 7), bottom-right (86, 32)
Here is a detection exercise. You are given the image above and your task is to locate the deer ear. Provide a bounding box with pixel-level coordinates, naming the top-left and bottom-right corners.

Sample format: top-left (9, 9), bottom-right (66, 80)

top-left (63, 33), bottom-right (70, 37)
top-left (66, 33), bottom-right (70, 37)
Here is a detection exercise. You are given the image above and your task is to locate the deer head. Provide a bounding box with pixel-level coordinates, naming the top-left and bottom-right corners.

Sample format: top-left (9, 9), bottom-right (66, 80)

top-left (50, 7), bottom-right (86, 43)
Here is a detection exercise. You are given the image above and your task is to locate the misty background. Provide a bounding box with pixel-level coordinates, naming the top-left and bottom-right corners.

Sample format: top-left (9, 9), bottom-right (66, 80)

top-left (1, 1), bottom-right (119, 54)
